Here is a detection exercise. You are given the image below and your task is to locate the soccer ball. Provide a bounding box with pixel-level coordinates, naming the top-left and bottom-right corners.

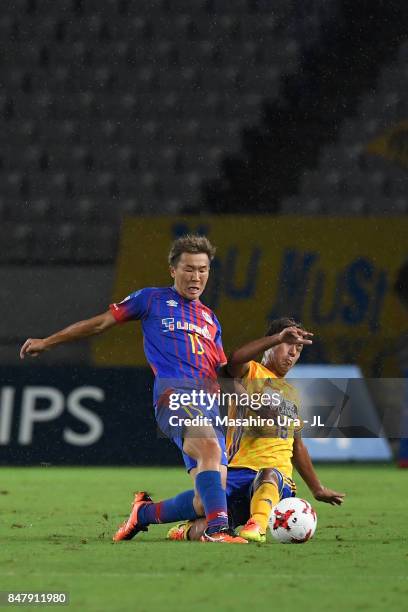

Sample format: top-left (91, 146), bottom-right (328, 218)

top-left (269, 497), bottom-right (317, 543)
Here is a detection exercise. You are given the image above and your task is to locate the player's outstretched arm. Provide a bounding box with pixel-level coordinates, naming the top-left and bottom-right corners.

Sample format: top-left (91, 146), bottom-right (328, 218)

top-left (19, 310), bottom-right (117, 359)
top-left (292, 437), bottom-right (345, 506)
top-left (227, 326), bottom-right (313, 378)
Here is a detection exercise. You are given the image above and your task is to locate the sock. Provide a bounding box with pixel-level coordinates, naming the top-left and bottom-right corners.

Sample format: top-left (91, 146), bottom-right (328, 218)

top-left (138, 489), bottom-right (198, 526)
top-left (195, 470), bottom-right (228, 534)
top-left (250, 482), bottom-right (280, 534)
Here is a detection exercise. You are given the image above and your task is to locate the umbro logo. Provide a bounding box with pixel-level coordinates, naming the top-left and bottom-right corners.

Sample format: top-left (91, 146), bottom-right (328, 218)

top-left (166, 299), bottom-right (178, 307)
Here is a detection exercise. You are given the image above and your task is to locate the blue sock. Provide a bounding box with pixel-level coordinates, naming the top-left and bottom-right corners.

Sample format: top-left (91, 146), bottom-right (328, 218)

top-left (138, 489), bottom-right (198, 525)
top-left (195, 470), bottom-right (228, 534)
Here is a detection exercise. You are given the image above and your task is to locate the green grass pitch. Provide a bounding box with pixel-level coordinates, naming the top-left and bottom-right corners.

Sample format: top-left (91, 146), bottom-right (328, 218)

top-left (0, 465), bottom-right (407, 611)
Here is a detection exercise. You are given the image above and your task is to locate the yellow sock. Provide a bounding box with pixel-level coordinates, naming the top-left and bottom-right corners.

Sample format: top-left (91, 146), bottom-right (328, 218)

top-left (250, 483), bottom-right (280, 534)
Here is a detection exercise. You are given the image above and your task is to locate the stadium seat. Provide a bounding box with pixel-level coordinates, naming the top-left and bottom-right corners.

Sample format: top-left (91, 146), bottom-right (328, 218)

top-left (0, 223), bottom-right (32, 262)
top-left (0, 0), bottom-right (334, 261)
top-left (25, 198), bottom-right (52, 222)
top-left (283, 39), bottom-right (408, 217)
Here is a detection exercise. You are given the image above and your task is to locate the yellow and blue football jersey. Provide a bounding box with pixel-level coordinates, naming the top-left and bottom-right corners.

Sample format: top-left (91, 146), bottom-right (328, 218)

top-left (226, 360), bottom-right (302, 477)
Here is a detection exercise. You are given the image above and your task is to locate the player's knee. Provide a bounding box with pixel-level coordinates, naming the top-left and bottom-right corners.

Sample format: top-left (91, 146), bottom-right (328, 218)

top-left (184, 436), bottom-right (221, 462)
top-left (254, 468), bottom-right (278, 490)
top-left (197, 437), bottom-right (221, 462)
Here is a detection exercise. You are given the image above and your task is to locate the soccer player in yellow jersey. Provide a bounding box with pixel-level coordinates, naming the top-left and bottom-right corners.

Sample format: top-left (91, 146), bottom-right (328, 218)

top-left (226, 317), bottom-right (344, 542)
top-left (168, 317), bottom-right (345, 543)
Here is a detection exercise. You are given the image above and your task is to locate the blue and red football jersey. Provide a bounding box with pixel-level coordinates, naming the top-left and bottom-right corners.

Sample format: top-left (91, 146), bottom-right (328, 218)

top-left (110, 286), bottom-right (227, 384)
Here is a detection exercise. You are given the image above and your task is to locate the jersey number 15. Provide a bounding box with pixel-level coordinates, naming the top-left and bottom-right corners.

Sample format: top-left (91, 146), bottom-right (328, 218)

top-left (188, 333), bottom-right (205, 355)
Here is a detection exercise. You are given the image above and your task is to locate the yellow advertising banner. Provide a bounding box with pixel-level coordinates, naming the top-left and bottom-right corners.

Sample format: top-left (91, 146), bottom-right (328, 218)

top-left (92, 216), bottom-right (408, 375)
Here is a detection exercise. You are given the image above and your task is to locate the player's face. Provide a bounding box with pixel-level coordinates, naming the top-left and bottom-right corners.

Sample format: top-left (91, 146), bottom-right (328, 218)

top-left (170, 252), bottom-right (210, 300)
top-left (265, 341), bottom-right (303, 377)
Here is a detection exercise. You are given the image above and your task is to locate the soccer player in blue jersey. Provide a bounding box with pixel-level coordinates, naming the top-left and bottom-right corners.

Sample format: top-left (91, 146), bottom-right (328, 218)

top-left (20, 234), bottom-right (246, 543)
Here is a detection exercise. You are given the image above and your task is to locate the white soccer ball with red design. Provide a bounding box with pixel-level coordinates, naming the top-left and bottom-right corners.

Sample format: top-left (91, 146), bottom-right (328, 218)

top-left (269, 497), bottom-right (317, 543)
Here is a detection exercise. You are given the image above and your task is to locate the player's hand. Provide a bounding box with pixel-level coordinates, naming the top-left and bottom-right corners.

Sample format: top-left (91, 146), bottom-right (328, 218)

top-left (313, 485), bottom-right (345, 506)
top-left (278, 326), bottom-right (313, 345)
top-left (20, 338), bottom-right (48, 359)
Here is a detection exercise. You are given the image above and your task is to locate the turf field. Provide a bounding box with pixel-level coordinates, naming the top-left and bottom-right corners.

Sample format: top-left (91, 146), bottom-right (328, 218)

top-left (0, 465), bottom-right (407, 611)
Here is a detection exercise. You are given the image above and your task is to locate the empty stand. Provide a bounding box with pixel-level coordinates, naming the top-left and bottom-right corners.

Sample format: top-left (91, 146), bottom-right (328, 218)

top-left (281, 40), bottom-right (408, 216)
top-left (0, 0), bottom-right (334, 262)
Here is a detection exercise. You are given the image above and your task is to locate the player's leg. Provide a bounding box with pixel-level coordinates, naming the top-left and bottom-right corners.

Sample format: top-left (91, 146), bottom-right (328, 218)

top-left (167, 517), bottom-right (208, 541)
top-left (135, 436), bottom-right (229, 528)
top-left (112, 423), bottom-right (205, 542)
top-left (112, 431), bottom-right (246, 542)
top-left (240, 468), bottom-right (281, 542)
top-left (167, 467), bottom-right (255, 542)
top-left (224, 467), bottom-right (257, 535)
top-left (183, 431), bottom-right (235, 539)
top-left (157, 391), bottom-right (245, 541)
top-left (112, 487), bottom-right (201, 542)
top-left (125, 441), bottom-right (227, 535)
top-left (117, 430), bottom-right (226, 535)
top-left (113, 405), bottom-right (246, 542)
top-left (189, 461), bottom-right (227, 515)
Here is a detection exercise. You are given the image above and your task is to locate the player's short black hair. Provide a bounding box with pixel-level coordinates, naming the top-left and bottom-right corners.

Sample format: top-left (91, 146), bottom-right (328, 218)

top-left (265, 317), bottom-right (304, 337)
top-left (168, 234), bottom-right (216, 267)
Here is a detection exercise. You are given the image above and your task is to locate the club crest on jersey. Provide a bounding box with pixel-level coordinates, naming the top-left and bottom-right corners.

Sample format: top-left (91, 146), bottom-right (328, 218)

top-left (162, 317), bottom-right (175, 331)
top-left (278, 398), bottom-right (299, 420)
top-left (166, 299), bottom-right (178, 307)
top-left (201, 310), bottom-right (214, 326)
